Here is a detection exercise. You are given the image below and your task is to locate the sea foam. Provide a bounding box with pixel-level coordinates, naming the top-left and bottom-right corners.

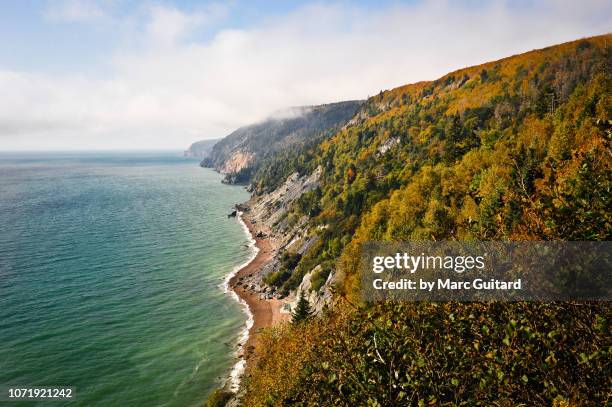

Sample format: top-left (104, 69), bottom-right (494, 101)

top-left (221, 212), bottom-right (259, 392)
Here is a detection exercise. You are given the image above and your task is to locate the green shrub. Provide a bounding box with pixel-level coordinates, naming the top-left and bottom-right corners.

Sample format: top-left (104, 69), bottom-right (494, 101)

top-left (243, 35), bottom-right (612, 406)
top-left (263, 268), bottom-right (291, 287)
top-left (245, 301), bottom-right (610, 406)
top-left (310, 263), bottom-right (332, 292)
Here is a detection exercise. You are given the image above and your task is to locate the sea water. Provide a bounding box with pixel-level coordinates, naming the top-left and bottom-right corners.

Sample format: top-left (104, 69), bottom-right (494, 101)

top-left (0, 152), bottom-right (252, 406)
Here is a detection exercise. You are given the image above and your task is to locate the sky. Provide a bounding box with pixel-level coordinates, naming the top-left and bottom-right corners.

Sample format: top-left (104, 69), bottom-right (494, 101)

top-left (0, 0), bottom-right (610, 151)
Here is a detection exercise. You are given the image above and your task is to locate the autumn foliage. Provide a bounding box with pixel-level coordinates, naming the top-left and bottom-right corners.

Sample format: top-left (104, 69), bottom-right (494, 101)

top-left (240, 34), bottom-right (611, 406)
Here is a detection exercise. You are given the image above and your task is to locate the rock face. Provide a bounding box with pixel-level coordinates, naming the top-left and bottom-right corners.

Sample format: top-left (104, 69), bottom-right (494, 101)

top-left (377, 136), bottom-right (400, 156)
top-left (219, 151), bottom-right (254, 174)
top-left (251, 166), bottom-right (322, 227)
top-left (243, 166), bottom-right (334, 311)
top-left (199, 101), bottom-right (362, 183)
top-left (222, 165), bottom-right (333, 404)
top-left (183, 138), bottom-right (219, 158)
top-left (293, 265), bottom-right (334, 314)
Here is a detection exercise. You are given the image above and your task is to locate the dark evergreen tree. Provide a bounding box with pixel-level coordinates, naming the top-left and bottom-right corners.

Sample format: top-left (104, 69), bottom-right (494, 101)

top-left (291, 291), bottom-right (314, 324)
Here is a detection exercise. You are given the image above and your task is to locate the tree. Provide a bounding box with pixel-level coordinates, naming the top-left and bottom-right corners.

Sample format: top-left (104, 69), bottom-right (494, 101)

top-left (346, 164), bottom-right (357, 184)
top-left (291, 291), bottom-right (314, 324)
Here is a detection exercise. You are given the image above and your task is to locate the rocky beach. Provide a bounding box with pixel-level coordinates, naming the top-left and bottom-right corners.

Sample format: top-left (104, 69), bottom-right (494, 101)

top-left (228, 211), bottom-right (290, 371)
top-left (223, 166), bottom-right (337, 395)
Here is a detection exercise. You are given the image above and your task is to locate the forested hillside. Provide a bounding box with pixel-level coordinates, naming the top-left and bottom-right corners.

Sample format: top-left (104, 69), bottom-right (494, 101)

top-left (200, 101), bottom-right (362, 185)
top-left (241, 34), bottom-right (611, 406)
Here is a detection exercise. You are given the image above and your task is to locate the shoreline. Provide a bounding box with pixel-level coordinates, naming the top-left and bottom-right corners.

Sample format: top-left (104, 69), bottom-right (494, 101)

top-left (224, 209), bottom-right (289, 392)
top-left (222, 212), bottom-right (258, 392)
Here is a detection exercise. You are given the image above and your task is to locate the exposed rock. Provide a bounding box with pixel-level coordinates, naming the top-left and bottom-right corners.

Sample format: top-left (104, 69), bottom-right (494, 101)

top-left (198, 101), bottom-right (362, 184)
top-left (223, 151), bottom-right (254, 174)
top-left (235, 203), bottom-right (249, 212)
top-left (292, 265), bottom-right (334, 315)
top-left (377, 136), bottom-right (400, 156)
top-left (249, 166), bottom-right (322, 234)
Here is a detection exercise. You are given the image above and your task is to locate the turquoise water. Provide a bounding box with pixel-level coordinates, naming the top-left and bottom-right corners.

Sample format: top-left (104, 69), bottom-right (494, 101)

top-left (0, 152), bottom-right (252, 406)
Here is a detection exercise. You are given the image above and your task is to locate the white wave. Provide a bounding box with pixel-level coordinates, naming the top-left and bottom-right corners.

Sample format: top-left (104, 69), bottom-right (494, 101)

top-left (221, 212), bottom-right (259, 392)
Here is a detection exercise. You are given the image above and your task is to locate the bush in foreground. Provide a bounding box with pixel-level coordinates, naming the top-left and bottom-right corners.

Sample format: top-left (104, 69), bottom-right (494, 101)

top-left (244, 300), bottom-right (610, 406)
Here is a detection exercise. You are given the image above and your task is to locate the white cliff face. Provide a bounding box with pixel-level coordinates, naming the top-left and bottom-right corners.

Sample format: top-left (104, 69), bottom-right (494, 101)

top-left (220, 151), bottom-right (254, 174)
top-left (243, 165), bottom-right (336, 314)
top-left (250, 166), bottom-right (322, 234)
top-left (239, 166), bottom-right (324, 300)
top-left (377, 136), bottom-right (400, 155)
top-left (292, 265), bottom-right (334, 315)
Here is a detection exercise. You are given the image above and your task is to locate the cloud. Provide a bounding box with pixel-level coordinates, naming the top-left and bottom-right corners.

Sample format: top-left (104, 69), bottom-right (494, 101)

top-left (44, 0), bottom-right (110, 23)
top-left (146, 3), bottom-right (229, 46)
top-left (2, 0), bottom-right (611, 150)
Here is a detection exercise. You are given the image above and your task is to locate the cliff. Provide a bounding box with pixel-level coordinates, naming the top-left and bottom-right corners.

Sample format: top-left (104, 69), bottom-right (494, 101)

top-left (184, 138), bottom-right (219, 158)
top-left (198, 101), bottom-right (362, 185)
top-left (238, 33), bottom-right (611, 406)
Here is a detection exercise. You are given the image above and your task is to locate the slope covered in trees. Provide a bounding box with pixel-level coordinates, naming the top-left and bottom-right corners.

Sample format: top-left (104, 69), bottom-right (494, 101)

top-left (200, 101), bottom-right (362, 185)
top-left (240, 34), bottom-right (611, 406)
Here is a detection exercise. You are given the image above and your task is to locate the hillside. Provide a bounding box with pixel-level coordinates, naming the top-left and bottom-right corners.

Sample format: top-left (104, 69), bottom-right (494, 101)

top-left (199, 101), bottom-right (362, 185)
top-left (230, 34), bottom-right (612, 406)
top-left (184, 138), bottom-right (219, 158)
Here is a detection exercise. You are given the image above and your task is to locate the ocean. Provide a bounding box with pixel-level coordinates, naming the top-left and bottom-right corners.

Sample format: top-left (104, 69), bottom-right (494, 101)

top-left (0, 152), bottom-right (252, 406)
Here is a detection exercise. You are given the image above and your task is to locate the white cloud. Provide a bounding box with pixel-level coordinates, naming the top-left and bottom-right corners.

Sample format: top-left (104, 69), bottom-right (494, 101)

top-left (146, 3), bottom-right (229, 46)
top-left (44, 0), bottom-right (110, 22)
top-left (2, 0), bottom-right (611, 150)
